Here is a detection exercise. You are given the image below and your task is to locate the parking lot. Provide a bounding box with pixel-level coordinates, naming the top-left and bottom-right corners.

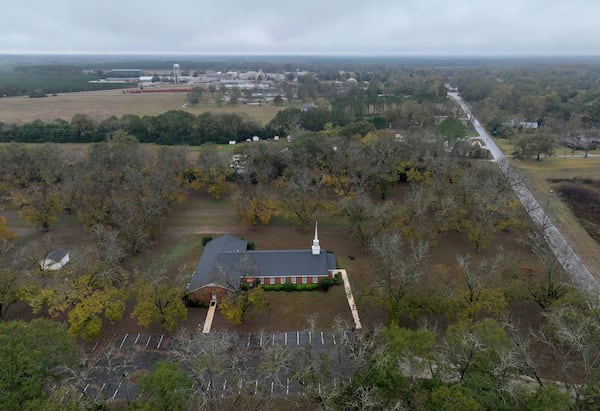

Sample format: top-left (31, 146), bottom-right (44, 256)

top-left (82, 328), bottom-right (358, 403)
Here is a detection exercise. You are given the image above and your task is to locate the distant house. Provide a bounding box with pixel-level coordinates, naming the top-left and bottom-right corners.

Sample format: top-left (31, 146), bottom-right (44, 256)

top-left (519, 121), bottom-right (539, 130)
top-left (301, 102), bottom-right (317, 112)
top-left (40, 249), bottom-right (70, 271)
top-left (559, 135), bottom-right (599, 150)
top-left (185, 224), bottom-right (336, 303)
top-left (505, 120), bottom-right (539, 130)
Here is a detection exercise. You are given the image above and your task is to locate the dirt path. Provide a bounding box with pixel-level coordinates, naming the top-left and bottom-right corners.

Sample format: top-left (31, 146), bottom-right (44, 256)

top-left (449, 92), bottom-right (600, 294)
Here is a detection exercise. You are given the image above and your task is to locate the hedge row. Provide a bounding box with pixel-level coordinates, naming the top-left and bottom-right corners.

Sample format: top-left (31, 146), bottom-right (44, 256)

top-left (262, 282), bottom-right (319, 292)
top-left (261, 275), bottom-right (342, 292)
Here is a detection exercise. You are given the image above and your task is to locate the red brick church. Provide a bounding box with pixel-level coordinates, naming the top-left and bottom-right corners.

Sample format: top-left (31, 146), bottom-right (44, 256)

top-left (185, 224), bottom-right (336, 303)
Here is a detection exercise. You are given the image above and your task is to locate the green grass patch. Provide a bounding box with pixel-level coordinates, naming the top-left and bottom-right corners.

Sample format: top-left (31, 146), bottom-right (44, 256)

top-left (493, 137), bottom-right (515, 155)
top-left (129, 234), bottom-right (204, 274)
top-left (225, 285), bottom-right (353, 331)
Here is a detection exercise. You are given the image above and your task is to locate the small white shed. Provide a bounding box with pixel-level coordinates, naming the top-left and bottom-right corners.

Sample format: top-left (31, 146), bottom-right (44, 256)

top-left (40, 249), bottom-right (70, 271)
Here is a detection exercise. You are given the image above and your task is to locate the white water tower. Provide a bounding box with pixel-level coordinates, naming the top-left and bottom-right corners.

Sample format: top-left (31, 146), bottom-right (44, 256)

top-left (173, 63), bottom-right (180, 84)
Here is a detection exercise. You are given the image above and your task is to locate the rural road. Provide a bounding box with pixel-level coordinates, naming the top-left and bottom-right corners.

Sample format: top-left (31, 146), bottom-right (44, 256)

top-left (449, 92), bottom-right (600, 295)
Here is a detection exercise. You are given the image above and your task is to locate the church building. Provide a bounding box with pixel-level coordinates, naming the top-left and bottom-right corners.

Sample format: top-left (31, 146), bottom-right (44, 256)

top-left (185, 224), bottom-right (336, 303)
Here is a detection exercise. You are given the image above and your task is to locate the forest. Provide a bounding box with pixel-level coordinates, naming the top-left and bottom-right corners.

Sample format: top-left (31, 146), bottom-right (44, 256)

top-left (1, 58), bottom-right (600, 410)
top-left (1, 133), bottom-right (598, 410)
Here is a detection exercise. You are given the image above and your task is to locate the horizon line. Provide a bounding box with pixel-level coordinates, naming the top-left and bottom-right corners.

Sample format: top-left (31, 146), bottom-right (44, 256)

top-left (2, 51), bottom-right (600, 58)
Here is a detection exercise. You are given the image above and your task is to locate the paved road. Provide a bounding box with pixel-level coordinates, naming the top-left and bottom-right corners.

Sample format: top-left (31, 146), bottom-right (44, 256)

top-left (449, 92), bottom-right (600, 295)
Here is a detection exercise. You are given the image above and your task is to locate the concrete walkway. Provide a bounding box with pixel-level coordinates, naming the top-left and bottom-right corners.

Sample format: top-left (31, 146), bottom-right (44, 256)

top-left (449, 92), bottom-right (600, 294)
top-left (202, 300), bottom-right (217, 334)
top-left (336, 269), bottom-right (363, 330)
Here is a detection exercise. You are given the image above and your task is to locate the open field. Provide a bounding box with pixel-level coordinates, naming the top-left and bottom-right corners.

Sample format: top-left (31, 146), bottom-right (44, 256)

top-left (0, 89), bottom-right (284, 124)
top-left (509, 156), bottom-right (600, 276)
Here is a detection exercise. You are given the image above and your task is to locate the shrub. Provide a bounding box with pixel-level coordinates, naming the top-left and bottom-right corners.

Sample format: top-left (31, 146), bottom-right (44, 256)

top-left (202, 235), bottom-right (213, 246)
top-left (333, 272), bottom-right (343, 285)
top-left (263, 282), bottom-right (321, 292)
top-left (247, 240), bottom-right (256, 250)
top-left (318, 277), bottom-right (334, 291)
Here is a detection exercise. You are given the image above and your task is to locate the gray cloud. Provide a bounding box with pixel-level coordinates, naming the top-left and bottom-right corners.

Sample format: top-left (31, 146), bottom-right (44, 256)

top-left (1, 0), bottom-right (599, 55)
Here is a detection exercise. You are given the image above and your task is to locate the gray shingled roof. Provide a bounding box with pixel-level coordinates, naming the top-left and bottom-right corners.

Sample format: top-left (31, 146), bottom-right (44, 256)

top-left (248, 250), bottom-right (334, 277)
top-left (188, 235), bottom-right (247, 292)
top-left (187, 235), bottom-right (336, 292)
top-left (45, 249), bottom-right (68, 262)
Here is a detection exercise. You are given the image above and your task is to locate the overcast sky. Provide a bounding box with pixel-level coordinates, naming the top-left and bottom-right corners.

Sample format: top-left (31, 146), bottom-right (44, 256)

top-left (1, 0), bottom-right (599, 55)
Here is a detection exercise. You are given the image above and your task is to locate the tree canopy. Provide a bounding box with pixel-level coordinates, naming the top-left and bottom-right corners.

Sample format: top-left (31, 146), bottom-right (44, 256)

top-left (0, 319), bottom-right (77, 411)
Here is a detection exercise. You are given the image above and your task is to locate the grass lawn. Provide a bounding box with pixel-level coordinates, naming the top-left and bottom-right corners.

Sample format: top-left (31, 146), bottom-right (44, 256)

top-left (494, 137), bottom-right (515, 154)
top-left (127, 234), bottom-right (205, 276)
top-left (211, 285), bottom-right (354, 333)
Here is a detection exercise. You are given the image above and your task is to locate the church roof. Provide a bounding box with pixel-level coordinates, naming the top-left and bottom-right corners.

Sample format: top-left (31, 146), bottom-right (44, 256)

top-left (187, 234), bottom-right (336, 292)
top-left (188, 235), bottom-right (247, 292)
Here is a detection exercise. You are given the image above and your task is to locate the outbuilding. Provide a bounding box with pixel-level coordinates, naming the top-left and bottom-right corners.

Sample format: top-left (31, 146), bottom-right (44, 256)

top-left (40, 249), bottom-right (70, 271)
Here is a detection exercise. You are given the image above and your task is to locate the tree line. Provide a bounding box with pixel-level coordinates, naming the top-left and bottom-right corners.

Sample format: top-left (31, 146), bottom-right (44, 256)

top-left (0, 64), bottom-right (128, 97)
top-left (0, 97), bottom-right (458, 147)
top-left (0, 111), bottom-right (265, 145)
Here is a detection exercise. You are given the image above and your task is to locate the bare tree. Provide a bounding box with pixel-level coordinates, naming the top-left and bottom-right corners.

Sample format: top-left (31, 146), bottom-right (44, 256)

top-left (504, 320), bottom-right (544, 389)
top-left (453, 253), bottom-right (507, 320)
top-left (370, 233), bottom-right (429, 323)
top-left (170, 330), bottom-right (250, 410)
top-left (540, 304), bottom-right (600, 405)
top-left (337, 193), bottom-right (397, 251)
top-left (523, 226), bottom-right (570, 311)
top-left (278, 166), bottom-right (323, 228)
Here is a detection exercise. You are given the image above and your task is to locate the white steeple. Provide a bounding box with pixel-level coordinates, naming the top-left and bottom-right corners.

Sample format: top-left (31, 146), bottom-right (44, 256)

top-left (312, 222), bottom-right (321, 255)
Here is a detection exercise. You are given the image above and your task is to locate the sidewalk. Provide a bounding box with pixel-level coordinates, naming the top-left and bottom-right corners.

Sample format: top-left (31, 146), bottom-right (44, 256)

top-left (202, 300), bottom-right (217, 333)
top-left (336, 269), bottom-right (362, 330)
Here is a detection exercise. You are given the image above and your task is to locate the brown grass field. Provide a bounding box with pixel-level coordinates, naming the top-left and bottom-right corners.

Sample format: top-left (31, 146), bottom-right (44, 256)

top-left (0, 89), bottom-right (284, 124)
